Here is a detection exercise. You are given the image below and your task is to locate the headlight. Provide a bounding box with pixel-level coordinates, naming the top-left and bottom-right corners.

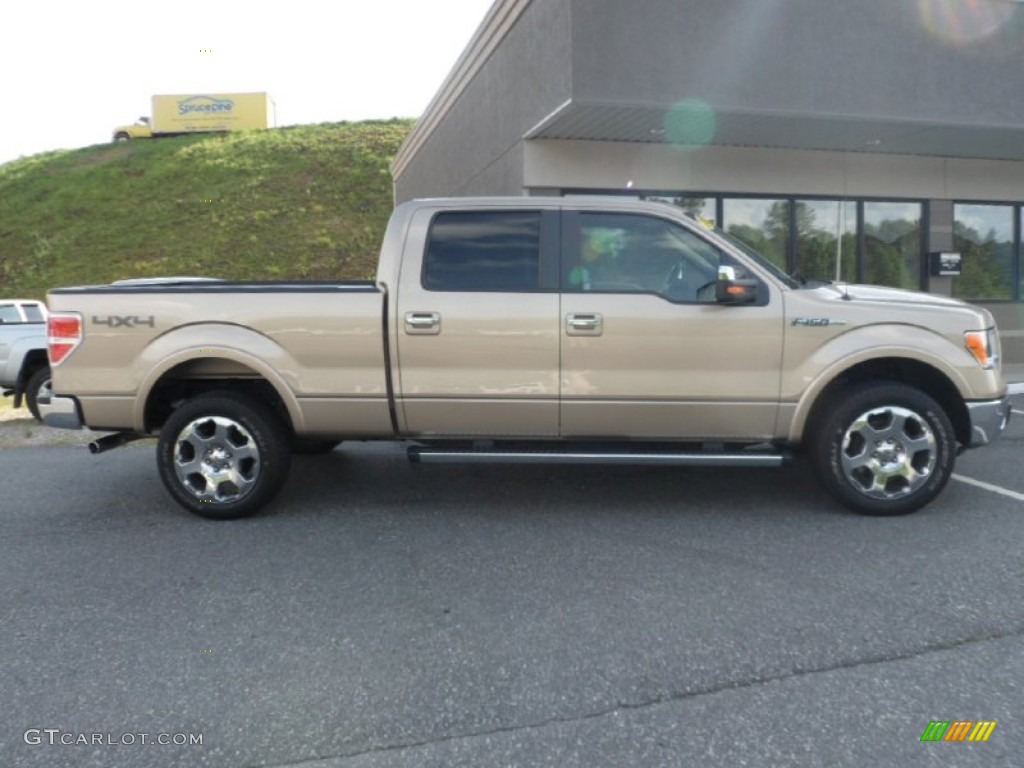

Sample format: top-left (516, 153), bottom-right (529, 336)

top-left (965, 328), bottom-right (999, 370)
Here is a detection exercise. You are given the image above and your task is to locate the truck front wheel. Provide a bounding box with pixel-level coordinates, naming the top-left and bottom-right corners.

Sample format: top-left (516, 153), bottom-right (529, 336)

top-left (157, 392), bottom-right (292, 520)
top-left (810, 382), bottom-right (955, 516)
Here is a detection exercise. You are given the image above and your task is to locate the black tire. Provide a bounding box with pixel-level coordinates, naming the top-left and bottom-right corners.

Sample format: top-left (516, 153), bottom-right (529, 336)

top-left (113, 132), bottom-right (130, 141)
top-left (25, 366), bottom-right (52, 423)
top-left (157, 391), bottom-right (292, 520)
top-left (291, 437), bottom-right (342, 455)
top-left (810, 382), bottom-right (955, 516)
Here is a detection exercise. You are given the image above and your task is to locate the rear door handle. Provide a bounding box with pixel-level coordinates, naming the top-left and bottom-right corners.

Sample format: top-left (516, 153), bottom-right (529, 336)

top-left (566, 312), bottom-right (603, 336)
top-left (405, 311), bottom-right (441, 335)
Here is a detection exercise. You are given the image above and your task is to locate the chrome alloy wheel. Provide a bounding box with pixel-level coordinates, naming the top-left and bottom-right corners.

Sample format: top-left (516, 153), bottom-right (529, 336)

top-left (840, 405), bottom-right (937, 499)
top-left (172, 416), bottom-right (261, 502)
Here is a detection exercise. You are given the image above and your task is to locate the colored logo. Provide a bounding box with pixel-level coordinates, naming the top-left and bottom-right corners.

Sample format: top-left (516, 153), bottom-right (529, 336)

top-left (177, 95), bottom-right (234, 115)
top-left (921, 720), bottom-right (997, 742)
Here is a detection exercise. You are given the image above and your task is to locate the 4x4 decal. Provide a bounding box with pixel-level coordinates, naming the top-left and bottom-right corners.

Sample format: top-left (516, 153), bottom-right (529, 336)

top-left (91, 315), bottom-right (155, 328)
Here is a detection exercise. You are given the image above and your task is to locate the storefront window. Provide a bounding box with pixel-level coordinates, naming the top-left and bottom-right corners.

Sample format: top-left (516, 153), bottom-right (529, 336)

top-left (645, 196), bottom-right (715, 225)
top-left (722, 198), bottom-right (788, 270)
top-left (566, 192), bottom-right (1021, 300)
top-left (864, 202), bottom-right (922, 290)
top-left (795, 200), bottom-right (857, 283)
top-left (953, 204), bottom-right (1014, 300)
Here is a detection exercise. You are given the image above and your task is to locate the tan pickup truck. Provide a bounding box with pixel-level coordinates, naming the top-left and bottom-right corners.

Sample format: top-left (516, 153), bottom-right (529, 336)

top-left (42, 198), bottom-right (1010, 519)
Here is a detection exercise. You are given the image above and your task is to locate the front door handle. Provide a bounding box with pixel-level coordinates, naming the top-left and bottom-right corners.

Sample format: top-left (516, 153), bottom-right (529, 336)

top-left (405, 311), bottom-right (441, 335)
top-left (566, 312), bottom-right (603, 336)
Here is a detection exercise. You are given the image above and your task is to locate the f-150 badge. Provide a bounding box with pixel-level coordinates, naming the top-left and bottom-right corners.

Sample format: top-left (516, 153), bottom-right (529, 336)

top-left (791, 317), bottom-right (847, 327)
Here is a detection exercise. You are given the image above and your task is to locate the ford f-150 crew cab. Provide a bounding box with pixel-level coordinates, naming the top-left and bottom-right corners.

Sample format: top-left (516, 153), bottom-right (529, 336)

top-left (41, 197), bottom-right (1010, 519)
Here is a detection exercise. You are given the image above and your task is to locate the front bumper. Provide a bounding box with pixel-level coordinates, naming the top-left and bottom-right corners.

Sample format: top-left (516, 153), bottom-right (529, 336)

top-left (40, 394), bottom-right (83, 430)
top-left (965, 396), bottom-right (1011, 448)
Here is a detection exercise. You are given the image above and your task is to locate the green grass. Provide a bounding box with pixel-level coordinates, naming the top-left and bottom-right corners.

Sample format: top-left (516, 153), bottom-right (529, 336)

top-left (0, 120), bottom-right (413, 298)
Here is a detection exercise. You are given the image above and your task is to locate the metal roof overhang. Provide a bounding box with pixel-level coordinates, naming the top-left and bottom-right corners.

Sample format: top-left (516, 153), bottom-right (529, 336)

top-left (525, 100), bottom-right (1024, 161)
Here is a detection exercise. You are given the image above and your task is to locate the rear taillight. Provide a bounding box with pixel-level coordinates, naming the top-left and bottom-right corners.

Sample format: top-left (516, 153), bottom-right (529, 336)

top-left (48, 313), bottom-right (83, 365)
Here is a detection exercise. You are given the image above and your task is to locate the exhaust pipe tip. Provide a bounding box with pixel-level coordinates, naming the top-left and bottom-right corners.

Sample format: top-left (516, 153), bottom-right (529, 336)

top-left (87, 432), bottom-right (144, 454)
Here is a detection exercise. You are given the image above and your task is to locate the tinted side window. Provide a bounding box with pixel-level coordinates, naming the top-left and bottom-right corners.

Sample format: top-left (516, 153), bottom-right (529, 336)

top-left (424, 211), bottom-right (541, 292)
top-left (23, 304), bottom-right (45, 322)
top-left (0, 304), bottom-right (21, 323)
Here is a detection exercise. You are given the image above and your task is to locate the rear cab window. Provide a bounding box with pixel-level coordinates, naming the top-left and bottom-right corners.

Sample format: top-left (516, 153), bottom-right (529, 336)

top-left (22, 303), bottom-right (45, 323)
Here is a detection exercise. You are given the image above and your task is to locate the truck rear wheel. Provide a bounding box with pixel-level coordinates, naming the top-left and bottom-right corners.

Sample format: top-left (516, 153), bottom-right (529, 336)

top-left (157, 392), bottom-right (291, 520)
top-left (25, 366), bottom-right (52, 422)
top-left (810, 382), bottom-right (955, 516)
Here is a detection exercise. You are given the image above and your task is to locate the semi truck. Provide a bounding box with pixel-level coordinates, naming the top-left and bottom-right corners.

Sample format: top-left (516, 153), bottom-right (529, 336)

top-left (41, 198), bottom-right (1010, 519)
top-left (112, 93), bottom-right (270, 141)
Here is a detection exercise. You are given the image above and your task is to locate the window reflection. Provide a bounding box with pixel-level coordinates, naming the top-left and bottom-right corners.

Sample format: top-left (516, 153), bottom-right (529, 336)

top-left (795, 200), bottom-right (857, 284)
top-left (864, 202), bottom-right (922, 290)
top-left (722, 199), bottom-right (789, 271)
top-left (953, 204), bottom-right (1013, 300)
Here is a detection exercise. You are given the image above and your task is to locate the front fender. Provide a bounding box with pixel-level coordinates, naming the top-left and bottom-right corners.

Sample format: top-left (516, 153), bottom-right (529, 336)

top-left (133, 323), bottom-right (304, 433)
top-left (784, 324), bottom-right (984, 443)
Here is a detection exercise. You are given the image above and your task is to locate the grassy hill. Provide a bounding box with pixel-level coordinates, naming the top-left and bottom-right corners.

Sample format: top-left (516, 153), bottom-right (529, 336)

top-left (0, 120), bottom-right (412, 299)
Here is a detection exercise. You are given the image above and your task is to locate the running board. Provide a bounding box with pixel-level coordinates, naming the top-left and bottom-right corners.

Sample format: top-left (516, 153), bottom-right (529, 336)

top-left (408, 447), bottom-right (790, 468)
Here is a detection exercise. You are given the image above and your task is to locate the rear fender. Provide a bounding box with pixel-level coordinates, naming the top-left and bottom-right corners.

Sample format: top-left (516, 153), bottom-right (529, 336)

top-left (134, 324), bottom-right (303, 433)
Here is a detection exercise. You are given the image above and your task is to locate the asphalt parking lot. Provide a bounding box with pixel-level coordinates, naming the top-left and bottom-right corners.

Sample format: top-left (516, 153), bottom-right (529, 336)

top-left (2, 394), bottom-right (1022, 767)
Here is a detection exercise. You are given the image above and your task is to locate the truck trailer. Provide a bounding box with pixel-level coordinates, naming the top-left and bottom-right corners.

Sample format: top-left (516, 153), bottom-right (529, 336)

top-left (112, 93), bottom-right (270, 141)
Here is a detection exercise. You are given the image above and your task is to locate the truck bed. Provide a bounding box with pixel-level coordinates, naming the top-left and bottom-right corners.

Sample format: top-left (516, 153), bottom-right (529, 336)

top-left (47, 280), bottom-right (394, 437)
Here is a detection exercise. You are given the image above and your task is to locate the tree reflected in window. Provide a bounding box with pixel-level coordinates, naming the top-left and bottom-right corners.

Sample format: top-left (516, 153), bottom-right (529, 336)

top-left (864, 202), bottom-right (921, 290)
top-left (722, 199), bottom-right (788, 271)
top-left (953, 204), bottom-right (1013, 300)
top-left (795, 200), bottom-right (857, 284)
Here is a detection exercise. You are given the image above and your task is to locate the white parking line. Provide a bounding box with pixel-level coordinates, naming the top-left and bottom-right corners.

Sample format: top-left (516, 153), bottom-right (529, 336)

top-left (1013, 409), bottom-right (1024, 417)
top-left (952, 474), bottom-right (1024, 503)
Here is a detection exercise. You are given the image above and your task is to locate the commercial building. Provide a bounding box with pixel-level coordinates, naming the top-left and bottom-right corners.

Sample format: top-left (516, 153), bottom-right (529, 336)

top-left (393, 0), bottom-right (1024, 371)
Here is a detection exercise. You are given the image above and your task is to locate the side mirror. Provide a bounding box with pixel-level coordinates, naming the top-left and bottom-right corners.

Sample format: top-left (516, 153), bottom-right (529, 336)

top-left (715, 266), bottom-right (759, 304)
